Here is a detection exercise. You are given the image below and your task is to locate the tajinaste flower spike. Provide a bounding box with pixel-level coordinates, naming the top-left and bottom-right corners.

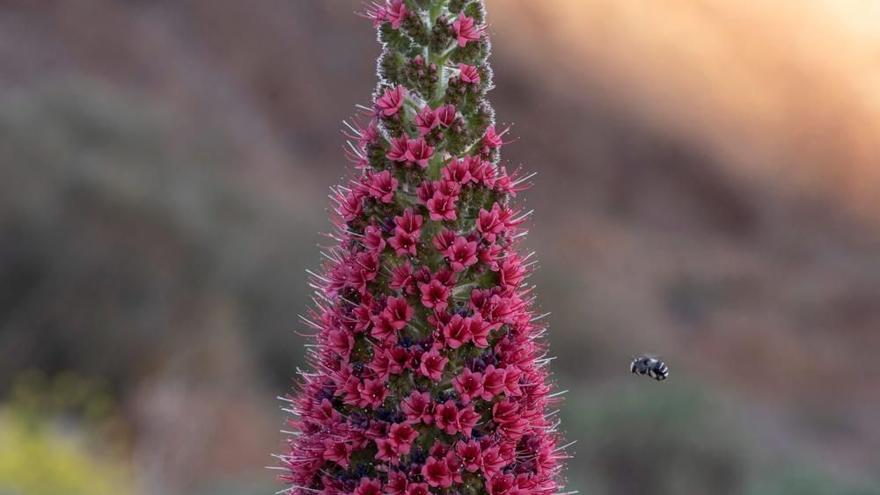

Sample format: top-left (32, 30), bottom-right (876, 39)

top-left (278, 1), bottom-right (571, 494)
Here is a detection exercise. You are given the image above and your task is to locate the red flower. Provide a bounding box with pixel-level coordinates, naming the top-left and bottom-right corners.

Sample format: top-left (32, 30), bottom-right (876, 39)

top-left (376, 85), bottom-right (406, 116)
top-left (427, 193), bottom-right (457, 222)
top-left (389, 231), bottom-right (418, 256)
top-left (365, 170), bottom-right (398, 203)
top-left (480, 445), bottom-right (509, 479)
top-left (455, 440), bottom-right (482, 472)
top-left (388, 423), bottom-right (419, 454)
top-left (354, 478), bottom-right (383, 495)
top-left (280, 2), bottom-right (568, 492)
top-left (458, 404), bottom-right (480, 437)
top-left (453, 368), bottom-right (484, 403)
top-left (435, 104), bottom-right (457, 127)
top-left (322, 439), bottom-right (352, 468)
top-left (387, 135), bottom-right (409, 161)
top-left (477, 203), bottom-right (506, 242)
top-left (442, 314), bottom-right (470, 349)
top-left (358, 378), bottom-right (389, 408)
top-left (405, 483), bottom-right (430, 495)
top-left (444, 236), bottom-right (478, 272)
top-left (419, 348), bottom-right (448, 382)
top-left (370, 313), bottom-right (398, 342)
top-left (459, 63), bottom-right (481, 84)
top-left (442, 158), bottom-right (473, 184)
top-left (422, 456), bottom-right (454, 488)
top-left (468, 315), bottom-right (497, 348)
top-left (433, 401), bottom-right (460, 436)
top-left (394, 208), bottom-right (423, 234)
top-left (386, 473), bottom-right (408, 495)
top-left (363, 225), bottom-right (386, 252)
top-left (401, 390), bottom-right (434, 424)
top-left (404, 138), bottom-right (434, 168)
top-left (367, 0), bottom-right (407, 29)
top-left (452, 13), bottom-right (483, 47)
top-left (389, 262), bottom-right (415, 293)
top-left (481, 365), bottom-right (506, 399)
top-left (385, 0), bottom-right (408, 29)
top-left (429, 231), bottom-right (453, 257)
top-left (482, 125), bottom-right (508, 151)
top-left (381, 296), bottom-right (413, 330)
top-left (416, 106), bottom-right (439, 135)
top-left (487, 474), bottom-right (515, 495)
top-left (337, 189), bottom-right (364, 222)
top-left (419, 279), bottom-right (450, 311)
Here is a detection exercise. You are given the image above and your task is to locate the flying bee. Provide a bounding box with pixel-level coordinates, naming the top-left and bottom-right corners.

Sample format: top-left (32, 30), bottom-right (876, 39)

top-left (630, 355), bottom-right (669, 381)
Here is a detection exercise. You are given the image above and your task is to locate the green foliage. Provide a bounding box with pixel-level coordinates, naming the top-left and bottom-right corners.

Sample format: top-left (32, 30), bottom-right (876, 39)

top-left (0, 371), bottom-right (132, 495)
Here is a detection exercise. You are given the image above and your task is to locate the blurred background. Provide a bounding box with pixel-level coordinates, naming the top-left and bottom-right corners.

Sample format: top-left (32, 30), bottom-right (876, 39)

top-left (1, 1), bottom-right (879, 494)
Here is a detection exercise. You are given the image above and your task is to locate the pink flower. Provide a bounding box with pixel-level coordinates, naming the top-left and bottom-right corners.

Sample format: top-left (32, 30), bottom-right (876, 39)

top-left (497, 255), bottom-right (526, 290)
top-left (386, 473), bottom-right (408, 495)
top-left (455, 440), bottom-right (482, 472)
top-left (405, 483), bottom-right (430, 495)
top-left (419, 279), bottom-right (450, 311)
top-left (416, 180), bottom-right (437, 204)
top-left (280, 1), bottom-right (569, 490)
top-left (435, 104), bottom-right (457, 127)
top-left (365, 170), bottom-right (398, 203)
top-left (468, 315), bottom-right (497, 348)
top-left (493, 399), bottom-right (527, 437)
top-left (453, 368), bottom-right (484, 403)
top-left (452, 13), bottom-right (483, 47)
top-left (477, 203), bottom-right (506, 242)
top-left (323, 439), bottom-right (352, 468)
top-left (442, 314), bottom-right (470, 349)
top-left (355, 478), bottom-right (383, 495)
top-left (415, 106), bottom-right (439, 135)
top-left (387, 347), bottom-right (411, 374)
top-left (381, 296), bottom-right (413, 330)
top-left (434, 400), bottom-right (461, 435)
top-left (363, 225), bottom-right (386, 252)
top-left (394, 208), bottom-right (423, 234)
top-left (389, 231), bottom-right (418, 256)
top-left (388, 423), bottom-right (419, 454)
top-left (487, 474), bottom-right (515, 495)
top-left (457, 404), bottom-right (480, 436)
top-left (480, 446), bottom-right (509, 479)
top-left (404, 138), bottom-right (434, 168)
top-left (385, 0), bottom-right (408, 29)
top-left (389, 262), bottom-right (415, 293)
top-left (422, 456), bottom-right (454, 488)
top-left (426, 193), bottom-right (457, 221)
top-left (370, 313), bottom-right (398, 342)
top-left (327, 329), bottom-right (354, 358)
top-left (401, 390), bottom-right (434, 424)
top-left (432, 228), bottom-right (457, 253)
top-left (441, 158), bottom-right (473, 184)
top-left (458, 63), bottom-right (481, 84)
top-left (376, 85), bottom-right (406, 116)
top-left (337, 190), bottom-right (364, 222)
top-left (358, 378), bottom-right (389, 408)
top-left (387, 135), bottom-right (409, 161)
top-left (443, 236), bottom-right (478, 272)
top-left (482, 365), bottom-right (506, 398)
top-left (419, 348), bottom-right (448, 382)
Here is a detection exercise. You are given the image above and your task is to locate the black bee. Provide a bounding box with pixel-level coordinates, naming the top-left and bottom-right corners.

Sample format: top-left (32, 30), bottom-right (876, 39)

top-left (630, 355), bottom-right (669, 381)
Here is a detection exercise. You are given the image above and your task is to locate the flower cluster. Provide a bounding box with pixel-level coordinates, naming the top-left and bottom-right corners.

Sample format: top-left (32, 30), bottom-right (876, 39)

top-left (279, 1), bottom-right (569, 494)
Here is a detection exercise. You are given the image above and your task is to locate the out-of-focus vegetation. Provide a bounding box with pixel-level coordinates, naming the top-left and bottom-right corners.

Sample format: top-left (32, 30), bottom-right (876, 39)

top-left (564, 382), bottom-right (878, 495)
top-left (0, 372), bottom-right (132, 495)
